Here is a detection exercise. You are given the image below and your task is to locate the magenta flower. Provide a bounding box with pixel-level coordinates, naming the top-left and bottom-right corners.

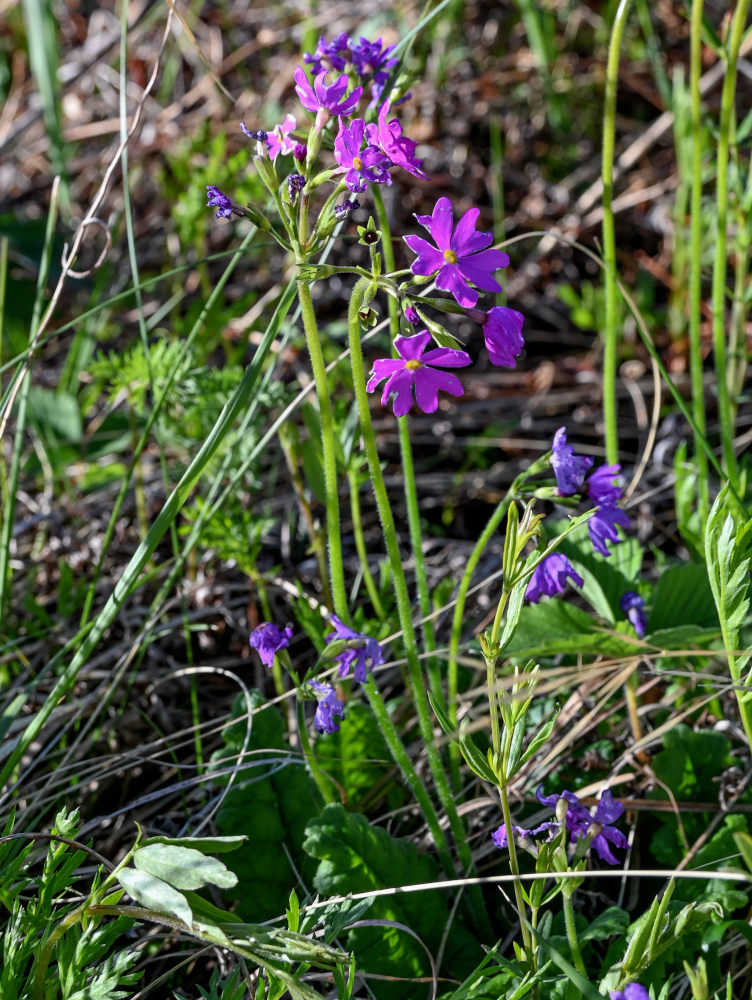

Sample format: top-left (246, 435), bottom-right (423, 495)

top-left (589, 504), bottom-right (630, 557)
top-left (403, 197), bottom-right (510, 308)
top-left (552, 427), bottom-right (593, 496)
top-left (333, 119), bottom-right (391, 192)
top-left (586, 463), bottom-right (622, 504)
top-left (249, 622), bottom-right (293, 667)
top-left (610, 986), bottom-right (650, 1000)
top-left (620, 591), bottom-right (647, 638)
top-left (479, 306), bottom-right (525, 367)
top-left (325, 615), bottom-right (384, 683)
top-left (367, 330), bottom-right (472, 417)
top-left (293, 66), bottom-right (362, 128)
top-left (266, 114), bottom-right (298, 160)
top-left (365, 100), bottom-right (427, 178)
top-left (525, 553), bottom-right (584, 603)
top-left (310, 680), bottom-right (345, 735)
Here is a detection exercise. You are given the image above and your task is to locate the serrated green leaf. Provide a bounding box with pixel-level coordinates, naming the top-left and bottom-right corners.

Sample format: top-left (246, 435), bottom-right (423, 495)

top-left (133, 843), bottom-right (237, 890)
top-left (118, 867), bottom-right (193, 926)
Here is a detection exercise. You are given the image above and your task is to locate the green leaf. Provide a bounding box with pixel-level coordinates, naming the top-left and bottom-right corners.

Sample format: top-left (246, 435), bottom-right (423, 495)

top-left (504, 601), bottom-right (636, 659)
top-left (705, 485), bottom-right (752, 681)
top-left (733, 831), bottom-right (752, 875)
top-left (555, 532), bottom-right (643, 625)
top-left (27, 386), bottom-right (82, 442)
top-left (497, 576), bottom-right (527, 650)
top-left (581, 906), bottom-right (629, 942)
top-left (647, 563), bottom-right (718, 631)
top-left (118, 867), bottom-right (193, 926)
top-left (428, 690), bottom-right (455, 736)
top-left (518, 705), bottom-right (561, 769)
top-left (144, 834), bottom-right (246, 854)
top-left (133, 843), bottom-right (238, 890)
top-left (459, 718), bottom-right (498, 784)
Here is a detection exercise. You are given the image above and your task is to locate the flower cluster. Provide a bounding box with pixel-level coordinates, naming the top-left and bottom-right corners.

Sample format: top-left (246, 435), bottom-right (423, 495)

top-left (492, 786), bottom-right (628, 866)
top-left (304, 32), bottom-right (398, 103)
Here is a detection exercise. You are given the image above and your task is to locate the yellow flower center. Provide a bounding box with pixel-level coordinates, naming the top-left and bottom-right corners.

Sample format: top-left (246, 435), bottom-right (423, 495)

top-left (443, 248), bottom-right (458, 264)
top-left (352, 156), bottom-right (363, 170)
top-left (405, 360), bottom-right (422, 370)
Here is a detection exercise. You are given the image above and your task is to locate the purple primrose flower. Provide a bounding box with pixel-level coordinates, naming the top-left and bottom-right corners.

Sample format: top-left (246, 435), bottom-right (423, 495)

top-left (266, 114), bottom-right (298, 160)
top-left (366, 100), bottom-right (427, 178)
top-left (620, 591), bottom-right (647, 638)
top-left (525, 553), bottom-right (584, 603)
top-left (551, 427), bottom-right (593, 496)
top-left (491, 820), bottom-right (558, 849)
top-left (249, 622), bottom-right (293, 667)
top-left (333, 118), bottom-right (391, 192)
top-left (536, 786), bottom-right (628, 865)
top-left (352, 36), bottom-right (398, 82)
top-left (294, 66), bottom-right (362, 128)
top-left (310, 680), bottom-right (345, 735)
top-left (403, 197), bottom-right (510, 308)
top-left (610, 985), bottom-right (650, 1000)
top-left (206, 185), bottom-right (233, 219)
top-left (404, 305), bottom-right (420, 325)
top-left (589, 504), bottom-right (630, 557)
top-left (304, 32), bottom-right (352, 74)
top-left (478, 306), bottom-right (525, 367)
top-left (586, 463), bottom-right (622, 504)
top-left (367, 330), bottom-right (472, 417)
top-left (325, 615), bottom-right (384, 683)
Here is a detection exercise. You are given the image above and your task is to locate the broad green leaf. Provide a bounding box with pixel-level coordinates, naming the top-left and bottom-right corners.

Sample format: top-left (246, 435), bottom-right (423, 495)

top-left (144, 834), bottom-right (246, 854)
top-left (733, 831), bottom-right (752, 875)
top-left (27, 386), bottom-right (82, 442)
top-left (555, 530), bottom-right (643, 625)
top-left (134, 843), bottom-right (238, 890)
top-left (647, 563), bottom-right (718, 631)
top-left (118, 867), bottom-right (192, 927)
top-left (643, 625), bottom-right (720, 651)
top-left (581, 906), bottom-right (629, 942)
top-left (504, 601), bottom-right (636, 659)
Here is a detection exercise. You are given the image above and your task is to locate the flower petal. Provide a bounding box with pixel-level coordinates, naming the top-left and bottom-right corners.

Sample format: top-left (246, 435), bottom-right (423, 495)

top-left (421, 346), bottom-right (473, 368)
top-left (394, 330), bottom-right (431, 360)
top-left (418, 196), bottom-right (453, 249)
top-left (435, 264), bottom-right (478, 307)
top-left (403, 235), bottom-right (444, 275)
top-left (414, 367), bottom-right (463, 412)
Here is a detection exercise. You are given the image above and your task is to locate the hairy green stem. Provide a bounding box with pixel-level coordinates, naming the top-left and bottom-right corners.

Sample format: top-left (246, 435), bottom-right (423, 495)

top-left (347, 467), bottom-right (386, 618)
top-left (562, 890), bottom-right (585, 976)
top-left (711, 0), bottom-right (750, 484)
top-left (499, 768), bottom-right (537, 984)
top-left (601, 0), bottom-right (632, 465)
top-left (297, 699), bottom-right (338, 804)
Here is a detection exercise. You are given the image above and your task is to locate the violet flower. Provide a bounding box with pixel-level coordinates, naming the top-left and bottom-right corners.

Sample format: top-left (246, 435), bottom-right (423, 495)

top-left (551, 427), bottom-right (593, 496)
top-left (589, 504), bottom-right (630, 557)
top-left (266, 114), bottom-right (298, 160)
top-left (403, 197), bottom-right (510, 308)
top-left (491, 820), bottom-right (558, 849)
top-left (365, 100), bottom-right (427, 178)
top-left (620, 592), bottom-right (647, 638)
top-left (304, 32), bottom-right (352, 74)
top-left (310, 680), bottom-right (345, 735)
top-left (366, 330), bottom-right (472, 417)
top-left (351, 36), bottom-right (398, 83)
top-left (586, 463), bottom-right (622, 504)
top-left (537, 786), bottom-right (628, 865)
top-left (334, 198), bottom-right (360, 219)
top-left (610, 986), bottom-right (650, 1000)
top-left (525, 553), bottom-right (584, 603)
top-left (249, 622), bottom-right (293, 667)
top-left (206, 185), bottom-right (234, 219)
top-left (480, 306), bottom-right (525, 367)
top-left (403, 305), bottom-right (420, 325)
top-left (325, 615), bottom-right (384, 683)
top-left (333, 119), bottom-right (391, 192)
top-left (293, 66), bottom-right (362, 129)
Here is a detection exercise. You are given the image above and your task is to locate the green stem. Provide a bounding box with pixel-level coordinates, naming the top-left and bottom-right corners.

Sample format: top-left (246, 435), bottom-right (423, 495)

top-left (499, 779), bottom-right (537, 982)
top-left (711, 0), bottom-right (750, 484)
top-left (601, 0), bottom-right (633, 465)
top-left (688, 0), bottom-right (710, 522)
top-left (296, 278), bottom-right (348, 621)
top-left (348, 278), bottom-right (490, 936)
top-left (348, 467), bottom-right (386, 618)
top-left (562, 890), bottom-right (586, 976)
top-left (297, 699), bottom-right (338, 804)
top-left (34, 907), bottom-right (84, 1000)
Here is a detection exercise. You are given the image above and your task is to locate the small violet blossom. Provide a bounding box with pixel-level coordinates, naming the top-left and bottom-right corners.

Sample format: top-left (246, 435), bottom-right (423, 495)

top-left (367, 330), bottom-right (472, 417)
top-left (525, 553), bottom-right (584, 603)
top-left (620, 591), bottom-right (647, 638)
top-left (610, 985), bottom-right (650, 1000)
top-left (470, 306), bottom-right (525, 368)
top-left (310, 680), bottom-right (345, 735)
top-left (366, 100), bottom-right (427, 178)
top-left (403, 196), bottom-right (510, 308)
top-left (249, 622), bottom-right (293, 668)
top-left (589, 505), bottom-right (630, 558)
top-left (491, 820), bottom-right (558, 849)
top-left (206, 185), bottom-right (233, 220)
top-left (266, 114), bottom-right (298, 160)
top-left (334, 198), bottom-right (360, 219)
top-left (551, 427), bottom-right (593, 496)
top-left (325, 615), bottom-right (384, 683)
top-left (333, 119), bottom-right (391, 193)
top-left (403, 305), bottom-right (420, 325)
top-left (586, 463), bottom-right (622, 504)
top-left (293, 66), bottom-right (362, 129)
top-left (536, 786), bottom-right (628, 865)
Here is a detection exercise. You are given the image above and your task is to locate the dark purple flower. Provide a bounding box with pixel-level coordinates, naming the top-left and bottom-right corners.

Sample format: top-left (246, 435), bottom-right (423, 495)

top-left (589, 504), bottom-right (630, 557)
top-left (477, 306), bottom-right (525, 367)
top-left (334, 198), bottom-right (360, 219)
top-left (403, 305), bottom-right (420, 325)
top-left (293, 143), bottom-right (307, 162)
top-left (403, 197), bottom-right (510, 308)
top-left (310, 680), bottom-right (345, 734)
top-left (304, 32), bottom-right (352, 75)
top-left (551, 427), bottom-right (593, 496)
top-left (525, 553), bottom-right (584, 603)
top-left (620, 591), bottom-right (647, 638)
top-left (265, 114), bottom-right (297, 160)
top-left (206, 185), bottom-right (234, 220)
top-left (365, 100), bottom-right (427, 179)
top-left (536, 786), bottom-right (628, 865)
top-left (324, 615), bottom-right (384, 683)
top-left (586, 463), bottom-right (622, 504)
top-left (491, 821), bottom-right (558, 848)
top-left (333, 119), bottom-right (391, 192)
top-left (293, 66), bottom-right (362, 128)
top-left (366, 330), bottom-right (472, 417)
top-left (287, 173), bottom-right (306, 203)
top-left (351, 36), bottom-right (398, 82)
top-left (240, 124), bottom-right (269, 143)
top-left (249, 622), bottom-right (293, 667)
top-left (610, 986), bottom-right (650, 1000)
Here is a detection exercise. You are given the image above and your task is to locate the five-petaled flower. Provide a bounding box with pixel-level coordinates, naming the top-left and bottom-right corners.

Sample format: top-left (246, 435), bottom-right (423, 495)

top-left (536, 786), bottom-right (628, 865)
top-left (620, 591), bottom-right (647, 638)
top-left (266, 114), bottom-right (298, 160)
top-left (333, 119), bottom-right (391, 192)
top-left (610, 985), bottom-right (650, 1000)
top-left (310, 680), bottom-right (345, 734)
top-left (403, 196), bottom-right (510, 308)
top-left (552, 427), bottom-right (594, 497)
top-left (249, 622), bottom-right (293, 668)
top-left (525, 553), bottom-right (584, 603)
top-left (367, 331), bottom-right (472, 417)
top-left (294, 66), bottom-right (362, 129)
top-left (325, 615), bottom-right (384, 683)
